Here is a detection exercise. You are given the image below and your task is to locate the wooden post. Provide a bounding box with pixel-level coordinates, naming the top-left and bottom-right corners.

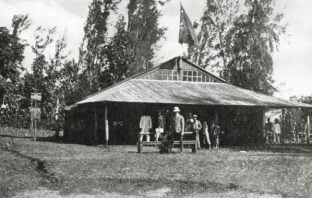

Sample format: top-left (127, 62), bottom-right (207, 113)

top-left (104, 106), bottom-right (109, 147)
top-left (138, 132), bottom-right (142, 153)
top-left (94, 111), bottom-right (98, 143)
top-left (262, 108), bottom-right (266, 145)
top-left (307, 115), bottom-right (310, 144)
top-left (193, 138), bottom-right (197, 153)
top-left (34, 118), bottom-right (37, 142)
top-left (281, 108), bottom-right (285, 144)
top-left (34, 100), bottom-right (37, 142)
top-left (180, 135), bottom-right (183, 153)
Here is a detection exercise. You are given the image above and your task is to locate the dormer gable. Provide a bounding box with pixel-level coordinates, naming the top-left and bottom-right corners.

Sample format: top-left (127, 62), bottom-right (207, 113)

top-left (135, 57), bottom-right (226, 83)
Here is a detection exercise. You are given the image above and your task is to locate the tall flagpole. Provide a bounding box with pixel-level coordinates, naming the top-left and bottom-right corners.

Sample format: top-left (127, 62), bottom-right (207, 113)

top-left (179, 0), bottom-right (183, 76)
top-left (179, 0), bottom-right (184, 58)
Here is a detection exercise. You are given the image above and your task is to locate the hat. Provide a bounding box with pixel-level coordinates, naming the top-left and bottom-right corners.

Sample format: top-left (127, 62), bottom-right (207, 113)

top-left (173, 106), bottom-right (180, 112)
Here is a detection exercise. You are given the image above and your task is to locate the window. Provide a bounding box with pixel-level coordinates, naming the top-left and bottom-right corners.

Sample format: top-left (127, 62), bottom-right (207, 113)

top-left (138, 68), bottom-right (217, 82)
top-left (161, 69), bottom-right (169, 80)
top-left (173, 70), bottom-right (178, 81)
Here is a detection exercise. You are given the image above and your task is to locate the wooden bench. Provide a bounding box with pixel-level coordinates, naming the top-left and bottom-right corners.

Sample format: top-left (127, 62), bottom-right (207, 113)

top-left (137, 132), bottom-right (197, 153)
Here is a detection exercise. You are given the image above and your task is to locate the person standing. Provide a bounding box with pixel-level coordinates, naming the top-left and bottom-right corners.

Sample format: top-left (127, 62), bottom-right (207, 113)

top-left (202, 121), bottom-right (211, 149)
top-left (273, 118), bottom-right (281, 144)
top-left (192, 115), bottom-right (202, 149)
top-left (212, 120), bottom-right (221, 149)
top-left (155, 110), bottom-right (166, 141)
top-left (168, 106), bottom-right (185, 153)
top-left (139, 114), bottom-right (152, 142)
top-left (185, 112), bottom-right (194, 132)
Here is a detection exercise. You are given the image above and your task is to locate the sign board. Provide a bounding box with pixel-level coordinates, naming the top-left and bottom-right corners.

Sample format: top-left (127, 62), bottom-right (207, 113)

top-left (30, 107), bottom-right (41, 120)
top-left (31, 93), bottom-right (42, 101)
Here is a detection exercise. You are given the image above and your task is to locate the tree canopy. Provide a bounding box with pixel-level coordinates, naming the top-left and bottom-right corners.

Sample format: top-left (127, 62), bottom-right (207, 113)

top-left (189, 0), bottom-right (286, 95)
top-left (127, 0), bottom-right (167, 74)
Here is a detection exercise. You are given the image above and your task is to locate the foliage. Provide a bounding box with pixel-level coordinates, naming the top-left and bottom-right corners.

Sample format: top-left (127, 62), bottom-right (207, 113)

top-left (0, 14), bottom-right (30, 105)
top-left (26, 27), bottom-right (56, 119)
top-left (99, 16), bottom-right (135, 88)
top-left (20, 26), bottom-right (71, 129)
top-left (290, 95), bottom-right (312, 119)
top-left (189, 0), bottom-right (286, 95)
top-left (79, 0), bottom-right (120, 92)
top-left (127, 0), bottom-right (167, 74)
top-left (224, 0), bottom-right (285, 95)
top-left (188, 0), bottom-right (240, 74)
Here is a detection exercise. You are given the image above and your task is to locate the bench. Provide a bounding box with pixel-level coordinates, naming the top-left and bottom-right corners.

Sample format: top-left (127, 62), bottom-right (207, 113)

top-left (137, 132), bottom-right (197, 153)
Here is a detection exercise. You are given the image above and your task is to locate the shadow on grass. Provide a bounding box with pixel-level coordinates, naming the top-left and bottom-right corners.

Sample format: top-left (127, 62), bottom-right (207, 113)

top-left (229, 144), bottom-right (312, 155)
top-left (45, 176), bottom-right (243, 197)
top-left (0, 134), bottom-right (33, 139)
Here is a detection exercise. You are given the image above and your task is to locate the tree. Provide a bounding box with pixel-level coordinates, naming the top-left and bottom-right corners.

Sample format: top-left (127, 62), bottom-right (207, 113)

top-left (127, 0), bottom-right (167, 74)
top-left (27, 26), bottom-right (56, 119)
top-left (60, 60), bottom-right (85, 105)
top-left (189, 0), bottom-right (285, 95)
top-left (46, 33), bottom-right (69, 124)
top-left (188, 0), bottom-right (239, 74)
top-left (99, 16), bottom-right (135, 88)
top-left (79, 0), bottom-right (120, 92)
top-left (0, 14), bottom-right (31, 109)
top-left (224, 0), bottom-right (285, 95)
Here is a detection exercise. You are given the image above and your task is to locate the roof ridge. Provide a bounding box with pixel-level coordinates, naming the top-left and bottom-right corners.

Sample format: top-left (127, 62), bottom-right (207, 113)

top-left (133, 78), bottom-right (224, 84)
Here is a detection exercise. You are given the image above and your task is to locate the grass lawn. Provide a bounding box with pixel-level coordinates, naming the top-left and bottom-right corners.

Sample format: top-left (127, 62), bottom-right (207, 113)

top-left (1, 135), bottom-right (312, 197)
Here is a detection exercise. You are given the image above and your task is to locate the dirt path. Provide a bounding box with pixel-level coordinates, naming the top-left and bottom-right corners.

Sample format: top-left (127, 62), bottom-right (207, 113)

top-left (14, 187), bottom-right (282, 198)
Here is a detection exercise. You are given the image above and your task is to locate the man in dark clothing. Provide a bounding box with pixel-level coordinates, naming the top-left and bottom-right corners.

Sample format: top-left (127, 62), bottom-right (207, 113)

top-left (155, 110), bottom-right (166, 141)
top-left (212, 120), bottom-right (221, 149)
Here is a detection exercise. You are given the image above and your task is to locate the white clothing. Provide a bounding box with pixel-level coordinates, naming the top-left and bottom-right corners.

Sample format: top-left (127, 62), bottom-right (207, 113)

top-left (139, 115), bottom-right (152, 142)
top-left (273, 123), bottom-right (281, 134)
top-left (155, 128), bottom-right (164, 133)
top-left (139, 115), bottom-right (152, 133)
top-left (140, 133), bottom-right (150, 142)
top-left (204, 127), bottom-right (211, 145)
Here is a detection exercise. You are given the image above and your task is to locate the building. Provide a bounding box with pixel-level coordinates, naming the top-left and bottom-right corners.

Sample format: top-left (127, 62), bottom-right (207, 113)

top-left (63, 57), bottom-right (312, 146)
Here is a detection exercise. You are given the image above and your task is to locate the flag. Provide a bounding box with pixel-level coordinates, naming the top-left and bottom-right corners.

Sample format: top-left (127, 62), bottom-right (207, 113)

top-left (179, 4), bottom-right (198, 46)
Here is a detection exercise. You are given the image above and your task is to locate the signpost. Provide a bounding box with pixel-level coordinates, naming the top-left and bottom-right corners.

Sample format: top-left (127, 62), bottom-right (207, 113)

top-left (30, 93), bottom-right (41, 142)
top-left (307, 115), bottom-right (310, 144)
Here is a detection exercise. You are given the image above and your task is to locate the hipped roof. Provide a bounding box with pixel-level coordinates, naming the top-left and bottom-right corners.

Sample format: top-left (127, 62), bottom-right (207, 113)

top-left (68, 57), bottom-right (312, 110)
top-left (76, 79), bottom-right (312, 108)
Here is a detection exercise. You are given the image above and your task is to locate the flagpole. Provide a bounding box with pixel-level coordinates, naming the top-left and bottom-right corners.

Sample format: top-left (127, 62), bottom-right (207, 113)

top-left (180, 0), bottom-right (183, 59)
top-left (179, 0), bottom-right (198, 60)
top-left (196, 45), bottom-right (200, 65)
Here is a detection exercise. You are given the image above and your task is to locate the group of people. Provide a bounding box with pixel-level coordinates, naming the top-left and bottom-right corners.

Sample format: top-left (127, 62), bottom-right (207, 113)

top-left (265, 117), bottom-right (311, 144)
top-left (139, 106), bottom-right (222, 152)
top-left (183, 111), bottom-right (222, 150)
top-left (265, 118), bottom-right (281, 144)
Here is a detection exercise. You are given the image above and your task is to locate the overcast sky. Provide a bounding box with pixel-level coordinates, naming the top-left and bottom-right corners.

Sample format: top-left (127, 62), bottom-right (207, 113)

top-left (0, 0), bottom-right (311, 99)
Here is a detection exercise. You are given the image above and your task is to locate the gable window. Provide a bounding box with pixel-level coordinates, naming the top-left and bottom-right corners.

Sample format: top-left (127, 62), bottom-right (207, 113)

top-left (139, 69), bottom-right (218, 82)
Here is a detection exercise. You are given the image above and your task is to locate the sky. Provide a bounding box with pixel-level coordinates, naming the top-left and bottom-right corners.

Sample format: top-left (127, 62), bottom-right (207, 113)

top-left (0, 0), bottom-right (311, 99)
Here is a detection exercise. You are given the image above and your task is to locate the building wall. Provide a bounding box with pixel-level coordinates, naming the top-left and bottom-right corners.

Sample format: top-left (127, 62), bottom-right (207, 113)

top-left (64, 103), bottom-right (265, 146)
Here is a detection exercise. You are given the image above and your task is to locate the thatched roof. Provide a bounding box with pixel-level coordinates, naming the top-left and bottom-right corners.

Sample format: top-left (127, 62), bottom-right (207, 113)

top-left (76, 79), bottom-right (312, 108)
